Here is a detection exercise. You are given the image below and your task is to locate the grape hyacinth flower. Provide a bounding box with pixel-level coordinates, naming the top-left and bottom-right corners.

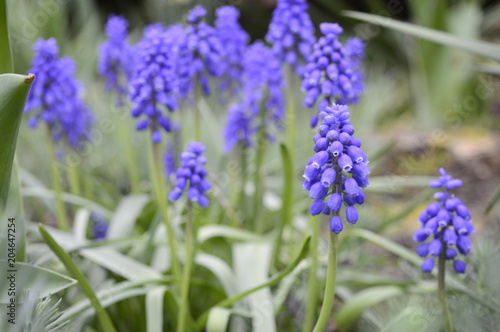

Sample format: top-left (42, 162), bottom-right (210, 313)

top-left (302, 23), bottom-right (365, 127)
top-left (302, 104), bottom-right (369, 234)
top-left (25, 38), bottom-right (94, 150)
top-left (185, 5), bottom-right (224, 96)
top-left (129, 24), bottom-right (179, 143)
top-left (215, 6), bottom-right (249, 101)
top-left (413, 168), bottom-right (473, 274)
top-left (90, 212), bottom-right (108, 240)
top-left (266, 0), bottom-right (315, 75)
top-left (169, 142), bottom-right (211, 208)
top-left (222, 41), bottom-right (284, 152)
top-left (164, 143), bottom-right (177, 180)
top-left (98, 15), bottom-right (135, 105)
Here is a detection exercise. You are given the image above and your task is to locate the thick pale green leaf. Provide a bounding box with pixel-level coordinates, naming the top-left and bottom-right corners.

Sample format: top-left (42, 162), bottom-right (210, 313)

top-left (197, 225), bottom-right (261, 244)
top-left (0, 0), bottom-right (12, 73)
top-left (196, 253), bottom-right (238, 297)
top-left (39, 224), bottom-right (117, 332)
top-left (0, 74), bottom-right (34, 207)
top-left (146, 286), bottom-right (168, 332)
top-left (206, 307), bottom-right (232, 332)
top-left (343, 11), bottom-right (500, 62)
top-left (108, 194), bottom-right (150, 239)
top-left (335, 286), bottom-right (404, 329)
top-left (0, 260), bottom-right (77, 302)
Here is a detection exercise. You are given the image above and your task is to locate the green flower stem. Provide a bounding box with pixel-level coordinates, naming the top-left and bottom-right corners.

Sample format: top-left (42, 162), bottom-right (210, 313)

top-left (253, 107), bottom-right (267, 233)
top-left (177, 202), bottom-right (195, 332)
top-left (236, 145), bottom-right (247, 221)
top-left (67, 163), bottom-right (81, 196)
top-left (438, 237), bottom-right (453, 332)
top-left (120, 117), bottom-right (141, 193)
top-left (312, 232), bottom-right (338, 332)
top-left (147, 138), bottom-right (181, 287)
top-left (194, 79), bottom-right (201, 142)
top-left (47, 131), bottom-right (68, 231)
top-left (303, 214), bottom-right (319, 332)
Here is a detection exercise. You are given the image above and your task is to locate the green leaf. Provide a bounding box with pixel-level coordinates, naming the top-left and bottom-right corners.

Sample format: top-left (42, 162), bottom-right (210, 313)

top-left (107, 194), bottom-right (150, 239)
top-left (38, 224), bottom-right (117, 332)
top-left (484, 185), bottom-right (500, 217)
top-left (335, 286), bottom-right (404, 329)
top-left (195, 253), bottom-right (239, 297)
top-left (0, 74), bottom-right (34, 208)
top-left (0, 0), bottom-right (12, 73)
top-left (206, 307), bottom-right (232, 332)
top-left (146, 286), bottom-right (168, 332)
top-left (197, 225), bottom-right (261, 244)
top-left (0, 260), bottom-right (77, 303)
top-left (343, 10), bottom-right (500, 62)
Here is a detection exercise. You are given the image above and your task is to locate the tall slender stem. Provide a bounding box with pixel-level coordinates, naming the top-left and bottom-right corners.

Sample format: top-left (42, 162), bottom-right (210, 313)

top-left (120, 117), bottom-right (141, 193)
top-left (253, 106), bottom-right (267, 233)
top-left (147, 138), bottom-right (181, 286)
top-left (177, 202), bottom-right (194, 332)
top-left (312, 232), bottom-right (338, 332)
top-left (303, 215), bottom-right (319, 332)
top-left (438, 236), bottom-right (453, 332)
top-left (47, 131), bottom-right (68, 231)
top-left (194, 79), bottom-right (201, 142)
top-left (67, 163), bottom-right (81, 196)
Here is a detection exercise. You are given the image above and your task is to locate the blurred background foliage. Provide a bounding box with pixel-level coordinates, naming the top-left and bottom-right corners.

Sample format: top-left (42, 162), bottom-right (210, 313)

top-left (5, 0), bottom-right (500, 330)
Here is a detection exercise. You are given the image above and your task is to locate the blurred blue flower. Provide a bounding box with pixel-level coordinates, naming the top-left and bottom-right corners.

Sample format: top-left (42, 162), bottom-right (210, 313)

top-left (90, 212), bottom-right (108, 240)
top-left (164, 143), bottom-right (177, 180)
top-left (185, 5), bottom-right (224, 96)
top-left (302, 104), bottom-right (370, 234)
top-left (222, 41), bottom-right (284, 152)
top-left (266, 0), bottom-right (315, 75)
top-left (215, 6), bottom-right (249, 101)
top-left (302, 23), bottom-right (365, 127)
top-left (169, 142), bottom-right (211, 208)
top-left (25, 38), bottom-right (94, 151)
top-left (98, 15), bottom-right (135, 105)
top-left (129, 24), bottom-right (179, 143)
top-left (414, 168), bottom-right (473, 274)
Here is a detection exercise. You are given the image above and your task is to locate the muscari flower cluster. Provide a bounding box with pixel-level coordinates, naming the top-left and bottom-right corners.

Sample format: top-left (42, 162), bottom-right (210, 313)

top-left (215, 6), bottom-right (249, 100)
top-left (185, 5), bottom-right (224, 96)
top-left (266, 0), bottom-right (315, 75)
top-left (223, 41), bottom-right (284, 152)
top-left (303, 104), bottom-right (369, 234)
top-left (302, 23), bottom-right (365, 127)
top-left (25, 38), bottom-right (94, 150)
top-left (169, 142), bottom-right (211, 208)
top-left (129, 24), bottom-right (178, 143)
top-left (90, 212), bottom-right (108, 240)
top-left (413, 168), bottom-right (473, 274)
top-left (98, 15), bottom-right (135, 105)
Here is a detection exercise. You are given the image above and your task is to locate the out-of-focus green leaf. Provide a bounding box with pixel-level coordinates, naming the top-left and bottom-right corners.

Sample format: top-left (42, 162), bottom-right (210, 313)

top-left (146, 286), bottom-right (168, 332)
top-left (484, 185), bottom-right (500, 217)
top-left (0, 74), bottom-right (34, 207)
top-left (0, 260), bottom-right (77, 303)
top-left (0, 0), bottom-right (12, 73)
top-left (107, 194), bottom-right (150, 239)
top-left (477, 63), bottom-right (500, 75)
top-left (206, 307), bottom-right (232, 332)
top-left (197, 225), bottom-right (261, 244)
top-left (343, 11), bottom-right (500, 62)
top-left (335, 286), bottom-right (404, 329)
top-left (196, 253), bottom-right (238, 297)
top-left (38, 224), bottom-right (117, 332)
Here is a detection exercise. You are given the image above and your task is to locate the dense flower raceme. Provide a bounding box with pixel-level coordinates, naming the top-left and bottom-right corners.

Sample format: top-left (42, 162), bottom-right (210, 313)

top-left (185, 5), bottom-right (224, 96)
top-left (302, 23), bottom-right (365, 127)
top-left (25, 38), bottom-right (94, 150)
top-left (223, 41), bottom-right (284, 152)
top-left (90, 212), bottom-right (108, 240)
top-left (303, 104), bottom-right (370, 234)
top-left (266, 0), bottom-right (315, 75)
top-left (129, 24), bottom-right (180, 143)
top-left (98, 15), bottom-right (135, 104)
top-left (215, 6), bottom-right (249, 100)
top-left (413, 169), bottom-right (474, 274)
top-left (169, 142), bottom-right (211, 208)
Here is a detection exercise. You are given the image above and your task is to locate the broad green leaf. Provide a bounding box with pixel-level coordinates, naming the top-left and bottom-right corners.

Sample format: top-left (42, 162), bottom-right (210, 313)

top-left (0, 74), bottom-right (34, 208)
top-left (0, 260), bottom-right (77, 303)
top-left (196, 253), bottom-right (238, 297)
top-left (335, 286), bottom-right (404, 329)
top-left (73, 208), bottom-right (90, 240)
top-left (146, 286), bottom-right (168, 332)
top-left (206, 307), bottom-right (232, 332)
top-left (477, 63), bottom-right (500, 76)
top-left (0, 0), bottom-right (12, 73)
top-left (197, 225), bottom-right (261, 244)
top-left (343, 11), bottom-right (500, 62)
top-left (108, 194), bottom-right (150, 239)
top-left (39, 224), bottom-right (117, 332)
